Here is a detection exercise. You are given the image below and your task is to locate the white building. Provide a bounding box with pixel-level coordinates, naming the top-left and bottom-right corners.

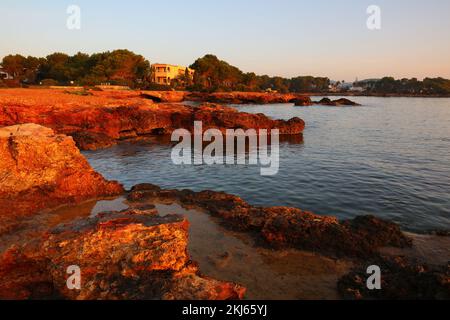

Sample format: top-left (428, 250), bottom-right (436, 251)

top-left (0, 69), bottom-right (13, 80)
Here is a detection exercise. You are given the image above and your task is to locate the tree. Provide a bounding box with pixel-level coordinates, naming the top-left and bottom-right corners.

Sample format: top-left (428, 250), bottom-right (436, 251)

top-left (184, 67), bottom-right (192, 86)
top-left (1, 54), bottom-right (27, 79)
top-left (190, 54), bottom-right (244, 91)
top-left (41, 53), bottom-right (71, 83)
top-left (1, 50), bottom-right (152, 87)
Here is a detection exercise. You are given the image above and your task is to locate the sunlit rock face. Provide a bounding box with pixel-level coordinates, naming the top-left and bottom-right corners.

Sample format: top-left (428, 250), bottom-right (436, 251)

top-left (187, 91), bottom-right (304, 104)
top-left (0, 124), bottom-right (244, 300)
top-left (0, 124), bottom-right (124, 220)
top-left (0, 208), bottom-right (246, 300)
top-left (0, 89), bottom-right (305, 151)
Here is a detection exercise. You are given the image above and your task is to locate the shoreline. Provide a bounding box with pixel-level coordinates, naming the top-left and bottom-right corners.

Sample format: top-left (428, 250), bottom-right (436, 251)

top-left (0, 91), bottom-right (449, 300)
top-left (0, 89), bottom-right (305, 151)
top-left (1, 180), bottom-right (449, 300)
top-left (308, 92), bottom-right (450, 98)
top-left (4, 86), bottom-right (450, 99)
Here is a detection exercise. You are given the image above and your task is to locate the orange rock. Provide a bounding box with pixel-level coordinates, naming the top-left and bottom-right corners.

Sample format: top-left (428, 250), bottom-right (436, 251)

top-left (187, 91), bottom-right (305, 104)
top-left (141, 90), bottom-right (188, 102)
top-left (0, 89), bottom-right (305, 150)
top-left (0, 247), bottom-right (55, 300)
top-left (0, 124), bottom-right (124, 219)
top-left (0, 209), bottom-right (246, 300)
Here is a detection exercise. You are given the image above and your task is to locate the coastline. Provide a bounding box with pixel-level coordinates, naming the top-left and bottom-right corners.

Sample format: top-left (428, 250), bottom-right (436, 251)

top-left (308, 92), bottom-right (450, 98)
top-left (0, 89), bottom-right (449, 300)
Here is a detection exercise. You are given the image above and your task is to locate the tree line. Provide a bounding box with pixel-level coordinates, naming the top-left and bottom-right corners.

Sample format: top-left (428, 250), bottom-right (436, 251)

top-left (1, 50), bottom-right (449, 95)
top-left (0, 50), bottom-right (151, 88)
top-left (356, 77), bottom-right (450, 95)
top-left (189, 54), bottom-right (330, 93)
top-left (0, 51), bottom-right (330, 92)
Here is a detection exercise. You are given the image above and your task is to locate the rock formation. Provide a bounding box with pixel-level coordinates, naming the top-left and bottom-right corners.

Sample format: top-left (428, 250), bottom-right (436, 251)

top-left (0, 89), bottom-right (305, 150)
top-left (293, 96), bottom-right (313, 106)
top-left (338, 256), bottom-right (450, 300)
top-left (0, 124), bottom-right (124, 220)
top-left (294, 97), bottom-right (361, 107)
top-left (127, 184), bottom-right (412, 258)
top-left (0, 207), bottom-right (246, 300)
top-left (313, 98), bottom-right (361, 106)
top-left (187, 91), bottom-right (305, 104)
top-left (0, 124), bottom-right (244, 300)
top-left (140, 90), bottom-right (188, 103)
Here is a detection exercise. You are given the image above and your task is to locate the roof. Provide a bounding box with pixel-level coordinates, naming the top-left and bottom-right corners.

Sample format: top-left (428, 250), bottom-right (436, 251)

top-left (152, 63), bottom-right (193, 70)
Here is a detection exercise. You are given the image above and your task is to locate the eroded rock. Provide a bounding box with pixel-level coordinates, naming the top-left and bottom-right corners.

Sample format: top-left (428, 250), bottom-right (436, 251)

top-left (0, 208), bottom-right (246, 300)
top-left (0, 124), bottom-right (124, 219)
top-left (187, 92), bottom-right (305, 104)
top-left (314, 98), bottom-right (360, 106)
top-left (0, 89), bottom-right (305, 150)
top-left (127, 184), bottom-right (412, 258)
top-left (338, 256), bottom-right (450, 300)
top-left (293, 96), bottom-right (313, 106)
top-left (140, 91), bottom-right (188, 103)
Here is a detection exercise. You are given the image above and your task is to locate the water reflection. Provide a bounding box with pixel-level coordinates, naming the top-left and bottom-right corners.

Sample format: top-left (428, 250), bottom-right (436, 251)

top-left (84, 97), bottom-right (450, 232)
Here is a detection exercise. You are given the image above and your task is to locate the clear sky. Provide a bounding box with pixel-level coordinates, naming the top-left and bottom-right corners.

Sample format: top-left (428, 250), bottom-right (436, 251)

top-left (1, 0), bottom-right (449, 81)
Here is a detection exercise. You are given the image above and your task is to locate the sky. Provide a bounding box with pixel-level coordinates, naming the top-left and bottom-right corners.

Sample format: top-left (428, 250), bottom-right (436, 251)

top-left (1, 0), bottom-right (449, 81)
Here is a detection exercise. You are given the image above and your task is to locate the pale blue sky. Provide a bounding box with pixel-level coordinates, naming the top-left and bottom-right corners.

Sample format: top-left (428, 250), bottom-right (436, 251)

top-left (1, 0), bottom-right (449, 81)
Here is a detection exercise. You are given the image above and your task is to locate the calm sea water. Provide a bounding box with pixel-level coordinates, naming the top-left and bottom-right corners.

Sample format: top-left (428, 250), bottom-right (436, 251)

top-left (83, 97), bottom-right (450, 232)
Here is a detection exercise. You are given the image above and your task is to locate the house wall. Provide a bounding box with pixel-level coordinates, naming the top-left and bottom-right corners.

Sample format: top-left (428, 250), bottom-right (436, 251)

top-left (0, 71), bottom-right (13, 80)
top-left (152, 64), bottom-right (194, 85)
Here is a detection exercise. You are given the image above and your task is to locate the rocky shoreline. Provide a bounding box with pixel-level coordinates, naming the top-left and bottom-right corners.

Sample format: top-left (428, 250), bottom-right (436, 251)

top-left (0, 89), bottom-right (449, 300)
top-left (0, 89), bottom-right (305, 150)
top-left (126, 184), bottom-right (411, 259)
top-left (0, 209), bottom-right (246, 300)
top-left (293, 97), bottom-right (361, 107)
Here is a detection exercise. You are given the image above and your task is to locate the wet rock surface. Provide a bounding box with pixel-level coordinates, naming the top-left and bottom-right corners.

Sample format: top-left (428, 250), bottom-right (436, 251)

top-left (293, 96), bottom-right (313, 106)
top-left (313, 98), bottom-right (361, 106)
top-left (338, 256), bottom-right (450, 300)
top-left (0, 207), bottom-right (245, 300)
top-left (127, 184), bottom-right (412, 259)
top-left (294, 97), bottom-right (361, 107)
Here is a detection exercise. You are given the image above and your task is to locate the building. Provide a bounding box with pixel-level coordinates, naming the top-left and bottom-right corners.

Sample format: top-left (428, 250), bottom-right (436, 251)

top-left (151, 63), bottom-right (194, 85)
top-left (349, 85), bottom-right (364, 92)
top-left (355, 79), bottom-right (379, 90)
top-left (0, 68), bottom-right (13, 80)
